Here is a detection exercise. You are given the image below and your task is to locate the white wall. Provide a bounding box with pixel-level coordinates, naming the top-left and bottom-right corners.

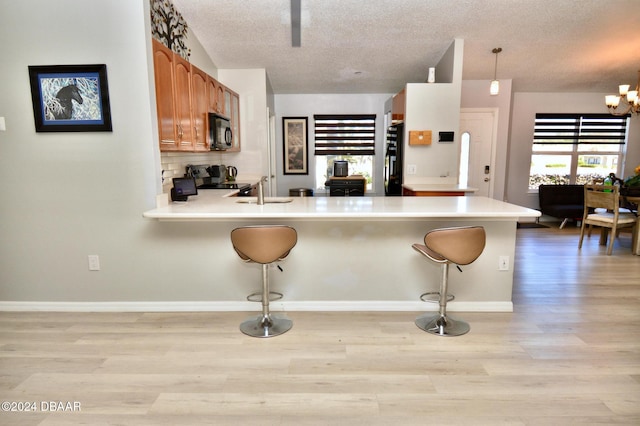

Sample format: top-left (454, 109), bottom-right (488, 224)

top-left (403, 83), bottom-right (461, 183)
top-left (217, 68), bottom-right (271, 179)
top-left (0, 0), bottom-right (217, 302)
top-left (273, 93), bottom-right (393, 196)
top-left (185, 29), bottom-right (218, 79)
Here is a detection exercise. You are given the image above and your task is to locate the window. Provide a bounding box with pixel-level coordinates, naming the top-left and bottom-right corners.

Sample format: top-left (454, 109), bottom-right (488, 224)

top-left (529, 113), bottom-right (628, 190)
top-left (313, 114), bottom-right (376, 192)
top-left (459, 131), bottom-right (470, 187)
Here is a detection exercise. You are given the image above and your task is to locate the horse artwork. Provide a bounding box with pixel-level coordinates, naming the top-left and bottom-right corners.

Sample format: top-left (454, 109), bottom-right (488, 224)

top-left (47, 83), bottom-right (84, 120)
top-left (28, 64), bottom-right (112, 132)
top-left (41, 77), bottom-right (97, 122)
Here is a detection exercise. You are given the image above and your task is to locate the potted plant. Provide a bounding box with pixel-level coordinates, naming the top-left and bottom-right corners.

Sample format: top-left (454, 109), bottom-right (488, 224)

top-left (621, 165), bottom-right (640, 211)
top-left (623, 165), bottom-right (640, 193)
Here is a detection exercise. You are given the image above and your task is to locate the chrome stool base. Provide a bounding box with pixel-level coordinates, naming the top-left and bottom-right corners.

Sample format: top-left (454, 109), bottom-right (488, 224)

top-left (240, 314), bottom-right (292, 338)
top-left (415, 313), bottom-right (470, 337)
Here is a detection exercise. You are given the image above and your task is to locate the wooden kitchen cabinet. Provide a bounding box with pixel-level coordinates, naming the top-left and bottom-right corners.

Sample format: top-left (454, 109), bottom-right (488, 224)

top-left (191, 65), bottom-right (208, 152)
top-left (152, 40), bottom-right (179, 151)
top-left (206, 76), bottom-right (225, 115)
top-left (391, 88), bottom-right (405, 124)
top-left (206, 77), bottom-right (218, 114)
top-left (152, 39), bottom-right (193, 151)
top-left (225, 87), bottom-right (241, 152)
top-left (152, 38), bottom-right (240, 152)
top-left (173, 54), bottom-right (194, 151)
top-left (206, 79), bottom-right (240, 151)
top-left (216, 83), bottom-right (225, 114)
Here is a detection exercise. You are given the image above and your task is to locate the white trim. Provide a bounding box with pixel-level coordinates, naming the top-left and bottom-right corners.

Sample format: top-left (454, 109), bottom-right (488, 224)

top-left (0, 300), bottom-right (513, 313)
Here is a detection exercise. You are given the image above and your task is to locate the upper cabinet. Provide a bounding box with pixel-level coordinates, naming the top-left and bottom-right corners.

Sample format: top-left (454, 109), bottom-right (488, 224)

top-left (204, 77), bottom-right (240, 151)
top-left (152, 39), bottom-right (241, 153)
top-left (191, 65), bottom-right (209, 152)
top-left (152, 40), bottom-right (179, 151)
top-left (153, 40), bottom-right (194, 151)
top-left (173, 54), bottom-right (194, 150)
top-left (391, 88), bottom-right (405, 124)
top-left (223, 86), bottom-right (241, 152)
top-left (207, 76), bottom-right (220, 115)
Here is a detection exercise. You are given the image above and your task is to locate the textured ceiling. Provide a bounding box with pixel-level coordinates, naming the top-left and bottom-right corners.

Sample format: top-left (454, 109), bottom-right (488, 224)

top-left (172, 0), bottom-right (640, 95)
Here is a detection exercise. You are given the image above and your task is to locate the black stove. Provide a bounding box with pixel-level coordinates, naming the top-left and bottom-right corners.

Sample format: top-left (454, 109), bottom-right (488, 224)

top-left (197, 182), bottom-right (251, 190)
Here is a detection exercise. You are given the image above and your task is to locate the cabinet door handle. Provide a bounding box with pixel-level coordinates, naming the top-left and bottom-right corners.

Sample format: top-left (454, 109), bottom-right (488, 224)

top-left (194, 126), bottom-right (198, 141)
top-left (177, 124), bottom-right (183, 138)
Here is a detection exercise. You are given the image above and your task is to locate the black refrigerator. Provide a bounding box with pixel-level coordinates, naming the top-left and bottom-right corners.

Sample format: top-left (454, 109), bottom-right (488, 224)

top-left (384, 123), bottom-right (403, 196)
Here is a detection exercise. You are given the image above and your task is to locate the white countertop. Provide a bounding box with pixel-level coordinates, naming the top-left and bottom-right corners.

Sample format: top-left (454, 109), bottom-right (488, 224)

top-left (143, 191), bottom-right (540, 221)
top-left (402, 183), bottom-right (478, 192)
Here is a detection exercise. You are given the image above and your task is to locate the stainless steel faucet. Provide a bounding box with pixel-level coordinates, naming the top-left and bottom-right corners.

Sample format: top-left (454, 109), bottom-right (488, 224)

top-left (257, 176), bottom-right (267, 205)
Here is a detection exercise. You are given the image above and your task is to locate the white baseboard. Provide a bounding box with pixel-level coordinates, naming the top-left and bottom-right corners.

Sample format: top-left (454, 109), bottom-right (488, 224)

top-left (0, 300), bottom-right (513, 313)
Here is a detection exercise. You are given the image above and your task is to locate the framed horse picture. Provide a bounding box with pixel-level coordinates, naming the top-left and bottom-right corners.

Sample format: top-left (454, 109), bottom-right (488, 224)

top-left (28, 64), bottom-right (112, 132)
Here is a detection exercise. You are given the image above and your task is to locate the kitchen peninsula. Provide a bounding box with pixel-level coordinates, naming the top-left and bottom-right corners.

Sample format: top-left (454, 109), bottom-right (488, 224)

top-left (143, 190), bottom-right (540, 313)
top-left (402, 183), bottom-right (478, 196)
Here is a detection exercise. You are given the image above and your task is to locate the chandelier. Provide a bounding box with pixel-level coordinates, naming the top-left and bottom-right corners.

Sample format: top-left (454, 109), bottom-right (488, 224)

top-left (605, 70), bottom-right (640, 116)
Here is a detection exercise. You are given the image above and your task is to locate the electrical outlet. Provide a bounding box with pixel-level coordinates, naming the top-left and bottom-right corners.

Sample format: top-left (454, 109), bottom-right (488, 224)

top-left (88, 255), bottom-right (100, 271)
top-left (407, 164), bottom-right (417, 175)
top-left (498, 255), bottom-right (509, 271)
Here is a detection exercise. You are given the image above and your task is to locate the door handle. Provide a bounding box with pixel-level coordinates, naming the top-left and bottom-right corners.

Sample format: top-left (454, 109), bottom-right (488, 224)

top-left (484, 177), bottom-right (490, 182)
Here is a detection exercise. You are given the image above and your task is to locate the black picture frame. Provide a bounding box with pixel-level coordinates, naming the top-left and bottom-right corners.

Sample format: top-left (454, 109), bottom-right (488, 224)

top-left (282, 117), bottom-right (308, 175)
top-left (28, 64), bottom-right (112, 132)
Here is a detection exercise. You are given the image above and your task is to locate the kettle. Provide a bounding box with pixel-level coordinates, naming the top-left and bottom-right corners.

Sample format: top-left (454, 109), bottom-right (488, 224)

top-left (226, 166), bottom-right (238, 181)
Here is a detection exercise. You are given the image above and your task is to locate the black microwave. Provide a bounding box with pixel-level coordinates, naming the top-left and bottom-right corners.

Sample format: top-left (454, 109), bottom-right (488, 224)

top-left (209, 113), bottom-right (232, 150)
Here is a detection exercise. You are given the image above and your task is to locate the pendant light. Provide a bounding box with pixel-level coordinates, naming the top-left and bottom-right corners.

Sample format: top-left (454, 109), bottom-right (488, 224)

top-left (490, 47), bottom-right (502, 96)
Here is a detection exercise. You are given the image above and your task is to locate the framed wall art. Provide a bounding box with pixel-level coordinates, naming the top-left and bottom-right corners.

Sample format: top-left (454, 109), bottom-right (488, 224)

top-left (282, 117), bottom-right (308, 174)
top-left (28, 64), bottom-right (112, 132)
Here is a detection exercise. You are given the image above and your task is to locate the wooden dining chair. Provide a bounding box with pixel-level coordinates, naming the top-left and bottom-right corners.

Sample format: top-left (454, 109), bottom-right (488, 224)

top-left (578, 185), bottom-right (637, 255)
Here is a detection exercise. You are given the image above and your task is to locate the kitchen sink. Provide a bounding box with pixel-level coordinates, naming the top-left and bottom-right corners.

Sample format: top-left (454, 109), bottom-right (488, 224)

top-left (235, 197), bottom-right (294, 204)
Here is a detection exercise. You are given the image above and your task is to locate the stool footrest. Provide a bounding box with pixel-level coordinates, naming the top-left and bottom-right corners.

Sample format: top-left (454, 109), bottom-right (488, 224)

top-left (247, 291), bottom-right (283, 303)
top-left (419, 292), bottom-right (454, 303)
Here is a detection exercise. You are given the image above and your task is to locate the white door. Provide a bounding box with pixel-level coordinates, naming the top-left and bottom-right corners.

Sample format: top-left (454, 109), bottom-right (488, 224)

top-left (460, 109), bottom-right (498, 198)
top-left (267, 108), bottom-right (277, 196)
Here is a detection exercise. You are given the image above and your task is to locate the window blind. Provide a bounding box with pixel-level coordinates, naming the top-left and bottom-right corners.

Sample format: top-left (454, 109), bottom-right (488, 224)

top-left (314, 114), bottom-right (376, 155)
top-left (533, 113), bottom-right (629, 145)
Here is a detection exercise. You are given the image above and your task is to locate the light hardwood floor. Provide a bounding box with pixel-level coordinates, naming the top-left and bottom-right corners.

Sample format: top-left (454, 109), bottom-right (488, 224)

top-left (1, 225), bottom-right (639, 425)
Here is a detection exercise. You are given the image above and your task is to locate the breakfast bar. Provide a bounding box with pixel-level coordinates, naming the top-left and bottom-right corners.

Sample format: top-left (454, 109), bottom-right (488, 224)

top-left (143, 191), bottom-right (540, 312)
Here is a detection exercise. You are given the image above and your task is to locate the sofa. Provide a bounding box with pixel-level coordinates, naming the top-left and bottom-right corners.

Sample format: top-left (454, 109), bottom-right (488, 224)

top-left (538, 184), bottom-right (584, 228)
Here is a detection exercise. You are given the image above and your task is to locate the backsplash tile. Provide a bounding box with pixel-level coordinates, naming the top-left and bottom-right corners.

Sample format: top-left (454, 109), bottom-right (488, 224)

top-left (161, 152), bottom-right (223, 192)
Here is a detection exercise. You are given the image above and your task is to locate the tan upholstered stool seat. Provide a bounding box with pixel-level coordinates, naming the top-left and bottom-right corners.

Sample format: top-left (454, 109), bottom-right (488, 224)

top-left (413, 226), bottom-right (485, 336)
top-left (231, 226), bottom-right (297, 338)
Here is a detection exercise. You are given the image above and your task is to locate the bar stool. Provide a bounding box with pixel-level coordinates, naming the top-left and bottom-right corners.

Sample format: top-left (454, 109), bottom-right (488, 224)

top-left (412, 226), bottom-right (486, 336)
top-left (231, 225), bottom-right (297, 338)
